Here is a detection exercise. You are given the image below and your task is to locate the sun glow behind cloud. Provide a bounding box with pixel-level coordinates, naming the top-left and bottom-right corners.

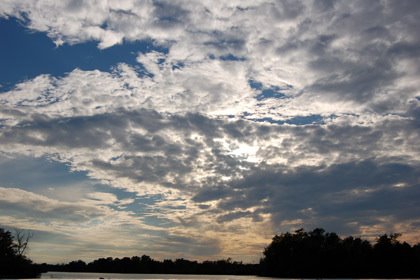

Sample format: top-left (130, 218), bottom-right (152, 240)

top-left (0, 0), bottom-right (419, 263)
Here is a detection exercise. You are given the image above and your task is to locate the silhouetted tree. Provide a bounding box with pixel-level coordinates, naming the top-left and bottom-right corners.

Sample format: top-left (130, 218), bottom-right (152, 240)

top-left (14, 229), bottom-right (32, 257)
top-left (0, 228), bottom-right (40, 278)
top-left (260, 228), bottom-right (420, 278)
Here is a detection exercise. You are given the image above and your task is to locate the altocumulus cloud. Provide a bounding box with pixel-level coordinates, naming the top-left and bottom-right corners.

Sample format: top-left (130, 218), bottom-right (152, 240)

top-left (0, 0), bottom-right (419, 263)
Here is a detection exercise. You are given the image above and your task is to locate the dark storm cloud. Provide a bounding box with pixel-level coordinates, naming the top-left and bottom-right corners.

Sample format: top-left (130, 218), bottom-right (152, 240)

top-left (266, 0), bottom-right (305, 21)
top-left (216, 211), bottom-right (253, 223)
top-left (204, 33), bottom-right (247, 53)
top-left (152, 1), bottom-right (190, 28)
top-left (0, 109), bottom-right (209, 149)
top-left (308, 56), bottom-right (396, 102)
top-left (211, 160), bottom-right (420, 232)
top-left (91, 154), bottom-right (192, 188)
top-left (312, 0), bottom-right (335, 12)
top-left (192, 186), bottom-right (233, 203)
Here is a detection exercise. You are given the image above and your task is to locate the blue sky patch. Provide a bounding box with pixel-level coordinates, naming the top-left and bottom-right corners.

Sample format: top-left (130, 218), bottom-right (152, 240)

top-left (0, 18), bottom-right (167, 92)
top-left (219, 53), bottom-right (246, 61)
top-left (0, 156), bottom-right (89, 191)
top-left (251, 114), bottom-right (325, 125)
top-left (256, 88), bottom-right (287, 101)
top-left (287, 115), bottom-right (324, 125)
top-left (248, 80), bottom-right (263, 90)
top-left (249, 79), bottom-right (291, 101)
top-left (208, 53), bottom-right (246, 61)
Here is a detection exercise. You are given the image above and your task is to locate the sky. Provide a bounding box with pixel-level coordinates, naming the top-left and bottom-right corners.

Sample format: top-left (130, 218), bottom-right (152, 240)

top-left (0, 0), bottom-right (419, 264)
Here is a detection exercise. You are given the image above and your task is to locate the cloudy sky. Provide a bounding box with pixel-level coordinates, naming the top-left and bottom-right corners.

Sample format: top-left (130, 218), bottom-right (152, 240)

top-left (0, 0), bottom-right (419, 264)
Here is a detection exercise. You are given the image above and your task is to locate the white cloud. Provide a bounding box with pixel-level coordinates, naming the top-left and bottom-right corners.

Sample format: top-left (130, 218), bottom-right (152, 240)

top-left (1, 0), bottom-right (419, 120)
top-left (0, 186), bottom-right (126, 222)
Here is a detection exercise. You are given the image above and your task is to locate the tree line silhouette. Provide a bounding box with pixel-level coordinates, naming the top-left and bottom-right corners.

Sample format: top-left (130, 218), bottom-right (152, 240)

top-left (40, 256), bottom-right (258, 275)
top-left (2, 227), bottom-right (420, 278)
top-left (260, 228), bottom-right (420, 278)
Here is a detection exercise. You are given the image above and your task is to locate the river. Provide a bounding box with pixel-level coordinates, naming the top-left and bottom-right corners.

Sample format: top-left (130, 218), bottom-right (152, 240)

top-left (40, 272), bottom-right (275, 280)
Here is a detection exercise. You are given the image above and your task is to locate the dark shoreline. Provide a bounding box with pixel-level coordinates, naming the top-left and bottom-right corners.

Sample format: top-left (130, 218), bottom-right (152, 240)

top-left (3, 228), bottom-right (420, 279)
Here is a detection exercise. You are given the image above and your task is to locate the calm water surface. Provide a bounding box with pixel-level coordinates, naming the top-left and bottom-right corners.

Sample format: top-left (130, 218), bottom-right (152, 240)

top-left (35, 272), bottom-right (406, 280)
top-left (39, 272), bottom-right (274, 280)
